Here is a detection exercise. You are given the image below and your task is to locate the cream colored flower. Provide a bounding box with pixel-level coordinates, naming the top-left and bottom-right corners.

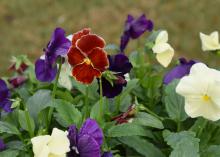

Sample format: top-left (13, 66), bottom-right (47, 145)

top-left (58, 61), bottom-right (72, 90)
top-left (200, 31), bottom-right (220, 51)
top-left (31, 128), bottom-right (70, 157)
top-left (176, 63), bottom-right (220, 121)
top-left (152, 30), bottom-right (174, 67)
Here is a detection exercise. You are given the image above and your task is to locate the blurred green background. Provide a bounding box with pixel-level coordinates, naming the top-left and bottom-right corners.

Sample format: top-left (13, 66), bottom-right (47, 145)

top-left (1, 0), bottom-right (220, 75)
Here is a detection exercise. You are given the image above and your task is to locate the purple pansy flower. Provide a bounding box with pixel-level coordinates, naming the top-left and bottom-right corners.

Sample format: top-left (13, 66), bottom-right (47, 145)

top-left (100, 53), bottom-right (132, 98)
top-left (35, 28), bottom-right (71, 82)
top-left (120, 14), bottom-right (153, 52)
top-left (163, 58), bottom-right (196, 85)
top-left (102, 152), bottom-right (113, 157)
top-left (0, 79), bottom-right (12, 112)
top-left (68, 118), bottom-right (103, 157)
top-left (0, 139), bottom-right (6, 151)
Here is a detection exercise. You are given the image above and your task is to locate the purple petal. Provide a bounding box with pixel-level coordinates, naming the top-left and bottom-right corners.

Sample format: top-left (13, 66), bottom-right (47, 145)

top-left (0, 79), bottom-right (12, 113)
top-left (102, 152), bottom-right (113, 157)
top-left (35, 59), bottom-right (57, 82)
top-left (45, 27), bottom-right (71, 64)
top-left (0, 139), bottom-right (6, 151)
top-left (120, 32), bottom-right (130, 52)
top-left (109, 54), bottom-right (132, 75)
top-left (129, 14), bottom-right (153, 39)
top-left (68, 125), bottom-right (78, 148)
top-left (101, 76), bottom-right (126, 98)
top-left (79, 118), bottom-right (103, 146)
top-left (163, 58), bottom-right (196, 84)
top-left (77, 134), bottom-right (101, 157)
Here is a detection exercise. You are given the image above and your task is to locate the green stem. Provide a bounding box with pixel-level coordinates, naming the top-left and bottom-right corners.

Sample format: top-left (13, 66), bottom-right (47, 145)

top-left (116, 96), bottom-right (121, 113)
top-left (99, 77), bottom-right (104, 123)
top-left (143, 106), bottom-right (163, 121)
top-left (197, 119), bottom-right (208, 138)
top-left (47, 59), bottom-right (63, 130)
top-left (177, 120), bottom-right (181, 132)
top-left (25, 109), bottom-right (34, 137)
top-left (84, 85), bottom-right (89, 118)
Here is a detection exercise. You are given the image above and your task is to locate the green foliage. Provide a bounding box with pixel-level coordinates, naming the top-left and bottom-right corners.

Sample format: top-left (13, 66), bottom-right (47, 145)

top-left (164, 80), bottom-right (188, 122)
top-left (0, 121), bottom-right (20, 135)
top-left (163, 130), bottom-right (200, 157)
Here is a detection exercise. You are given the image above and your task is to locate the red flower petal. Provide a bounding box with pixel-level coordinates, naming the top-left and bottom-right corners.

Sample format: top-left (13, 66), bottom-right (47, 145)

top-left (76, 34), bottom-right (105, 55)
top-left (67, 47), bottom-right (85, 66)
top-left (89, 47), bottom-right (109, 72)
top-left (72, 28), bottom-right (91, 46)
top-left (72, 63), bottom-right (101, 84)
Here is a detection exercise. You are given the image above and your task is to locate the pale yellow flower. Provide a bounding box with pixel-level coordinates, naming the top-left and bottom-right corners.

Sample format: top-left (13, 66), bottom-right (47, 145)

top-left (31, 128), bottom-right (70, 157)
top-left (200, 31), bottom-right (220, 51)
top-left (152, 30), bottom-right (174, 67)
top-left (176, 63), bottom-right (220, 121)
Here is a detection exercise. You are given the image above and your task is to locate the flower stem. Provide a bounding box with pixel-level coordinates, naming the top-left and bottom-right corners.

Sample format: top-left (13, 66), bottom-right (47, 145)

top-left (84, 85), bottom-right (89, 118)
top-left (177, 120), bottom-right (181, 132)
top-left (99, 77), bottom-right (104, 123)
top-left (47, 59), bottom-right (62, 130)
top-left (197, 119), bottom-right (208, 138)
top-left (142, 105), bottom-right (163, 121)
top-left (25, 108), bottom-right (34, 138)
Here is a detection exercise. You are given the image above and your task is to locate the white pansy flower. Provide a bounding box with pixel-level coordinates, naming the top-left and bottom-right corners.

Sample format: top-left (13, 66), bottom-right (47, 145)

top-left (200, 31), bottom-right (220, 51)
top-left (152, 30), bottom-right (174, 67)
top-left (58, 61), bottom-right (72, 90)
top-left (31, 128), bottom-right (70, 157)
top-left (176, 63), bottom-right (220, 121)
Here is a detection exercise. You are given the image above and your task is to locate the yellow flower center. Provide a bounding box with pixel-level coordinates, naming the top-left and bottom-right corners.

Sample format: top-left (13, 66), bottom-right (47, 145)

top-left (202, 94), bottom-right (211, 102)
top-left (84, 58), bottom-right (91, 65)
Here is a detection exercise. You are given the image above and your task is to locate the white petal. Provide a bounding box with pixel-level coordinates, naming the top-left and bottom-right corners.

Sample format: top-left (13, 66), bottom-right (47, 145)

top-left (48, 128), bottom-right (70, 155)
top-left (31, 135), bottom-right (51, 157)
top-left (200, 32), bottom-right (220, 51)
top-left (66, 34), bottom-right (73, 41)
top-left (155, 30), bottom-right (168, 44)
top-left (185, 97), bottom-right (220, 121)
top-left (59, 62), bottom-right (72, 90)
top-left (152, 43), bottom-right (172, 54)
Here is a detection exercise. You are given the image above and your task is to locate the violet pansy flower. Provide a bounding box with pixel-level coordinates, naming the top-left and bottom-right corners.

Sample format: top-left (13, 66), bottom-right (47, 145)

top-left (120, 14), bottom-right (153, 52)
top-left (68, 118), bottom-right (103, 157)
top-left (0, 139), bottom-right (6, 151)
top-left (163, 58), bottom-right (196, 85)
top-left (35, 28), bottom-right (71, 82)
top-left (102, 152), bottom-right (113, 157)
top-left (0, 79), bottom-right (12, 112)
top-left (100, 53), bottom-right (132, 98)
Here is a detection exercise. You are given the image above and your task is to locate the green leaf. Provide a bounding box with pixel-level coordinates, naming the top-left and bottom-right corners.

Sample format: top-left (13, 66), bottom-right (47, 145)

top-left (133, 112), bottom-right (164, 129)
top-left (90, 98), bottom-right (108, 121)
top-left (6, 141), bottom-right (25, 151)
top-left (119, 136), bottom-right (165, 157)
top-left (26, 90), bottom-right (52, 121)
top-left (163, 130), bottom-right (200, 157)
top-left (201, 145), bottom-right (220, 157)
top-left (0, 149), bottom-right (19, 157)
top-left (121, 79), bottom-right (139, 99)
top-left (0, 121), bottom-right (20, 135)
top-left (107, 123), bottom-right (151, 137)
top-left (164, 80), bottom-right (188, 121)
top-left (18, 110), bottom-right (35, 133)
top-left (51, 99), bottom-right (82, 128)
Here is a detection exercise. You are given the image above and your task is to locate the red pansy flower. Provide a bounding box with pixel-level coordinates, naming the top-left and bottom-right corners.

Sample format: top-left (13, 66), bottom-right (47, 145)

top-left (67, 28), bottom-right (109, 84)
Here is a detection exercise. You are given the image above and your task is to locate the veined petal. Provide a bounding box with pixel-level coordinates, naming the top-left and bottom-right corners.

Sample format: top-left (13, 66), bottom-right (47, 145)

top-left (76, 34), bottom-right (105, 55)
top-left (31, 135), bottom-right (51, 157)
top-left (72, 63), bottom-right (101, 84)
top-left (48, 128), bottom-right (70, 155)
top-left (155, 30), bottom-right (168, 44)
top-left (88, 47), bottom-right (109, 72)
top-left (67, 47), bottom-right (85, 66)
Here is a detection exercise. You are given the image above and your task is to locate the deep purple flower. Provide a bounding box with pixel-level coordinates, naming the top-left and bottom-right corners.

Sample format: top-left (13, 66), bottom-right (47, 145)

top-left (0, 79), bottom-right (12, 112)
top-left (120, 14), bottom-right (153, 52)
top-left (0, 139), bottom-right (6, 151)
top-left (100, 54), bottom-right (132, 98)
top-left (163, 58), bottom-right (196, 85)
top-left (8, 76), bottom-right (27, 88)
top-left (35, 28), bottom-right (71, 82)
top-left (68, 118), bottom-right (103, 157)
top-left (102, 152), bottom-right (113, 157)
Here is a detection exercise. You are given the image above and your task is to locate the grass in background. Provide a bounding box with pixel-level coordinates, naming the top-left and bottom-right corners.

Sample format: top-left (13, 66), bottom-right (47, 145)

top-left (0, 0), bottom-right (220, 75)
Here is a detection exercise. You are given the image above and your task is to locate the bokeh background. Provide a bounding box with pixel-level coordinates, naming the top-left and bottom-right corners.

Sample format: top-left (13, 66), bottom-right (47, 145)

top-left (1, 0), bottom-right (220, 75)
